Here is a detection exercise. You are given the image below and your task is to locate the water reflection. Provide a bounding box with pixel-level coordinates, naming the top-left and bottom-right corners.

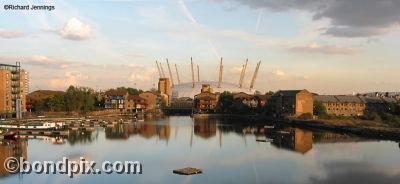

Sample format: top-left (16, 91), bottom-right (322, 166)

top-left (1, 117), bottom-right (399, 184)
top-left (0, 139), bottom-right (28, 178)
top-left (68, 130), bottom-right (99, 145)
top-left (105, 122), bottom-right (171, 143)
top-left (271, 129), bottom-right (313, 154)
top-left (98, 118), bottom-right (373, 155)
top-left (194, 118), bottom-right (217, 139)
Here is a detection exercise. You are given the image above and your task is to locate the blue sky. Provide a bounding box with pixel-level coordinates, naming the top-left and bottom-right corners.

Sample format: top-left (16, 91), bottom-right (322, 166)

top-left (0, 0), bottom-right (399, 94)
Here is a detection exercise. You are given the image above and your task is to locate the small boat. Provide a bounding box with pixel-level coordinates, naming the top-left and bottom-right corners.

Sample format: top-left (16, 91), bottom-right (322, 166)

top-left (0, 129), bottom-right (18, 140)
top-left (0, 121), bottom-right (65, 130)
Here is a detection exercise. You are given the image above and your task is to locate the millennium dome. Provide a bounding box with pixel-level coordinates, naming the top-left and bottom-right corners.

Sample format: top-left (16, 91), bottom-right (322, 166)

top-left (171, 81), bottom-right (255, 99)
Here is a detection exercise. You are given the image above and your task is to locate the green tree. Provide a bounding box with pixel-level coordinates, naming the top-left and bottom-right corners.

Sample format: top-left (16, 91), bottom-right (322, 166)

top-left (217, 91), bottom-right (233, 113)
top-left (64, 86), bottom-right (96, 112)
top-left (127, 87), bottom-right (143, 95)
top-left (47, 93), bottom-right (66, 111)
top-left (314, 100), bottom-right (327, 116)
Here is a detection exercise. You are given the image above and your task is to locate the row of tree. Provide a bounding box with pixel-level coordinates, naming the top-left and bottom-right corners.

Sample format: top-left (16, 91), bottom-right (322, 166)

top-left (216, 91), bottom-right (265, 114)
top-left (33, 86), bottom-right (144, 112)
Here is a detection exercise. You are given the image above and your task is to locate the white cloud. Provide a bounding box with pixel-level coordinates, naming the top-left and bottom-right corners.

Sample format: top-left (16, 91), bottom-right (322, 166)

top-left (273, 70), bottom-right (288, 79)
top-left (50, 71), bottom-right (89, 88)
top-left (0, 55), bottom-right (74, 69)
top-left (128, 67), bottom-right (157, 82)
top-left (289, 42), bottom-right (359, 55)
top-left (60, 17), bottom-right (93, 40)
top-left (0, 28), bottom-right (25, 39)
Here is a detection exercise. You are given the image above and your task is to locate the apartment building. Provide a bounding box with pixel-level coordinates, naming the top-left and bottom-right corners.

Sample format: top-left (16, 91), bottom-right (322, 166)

top-left (0, 63), bottom-right (29, 118)
top-left (269, 90), bottom-right (314, 117)
top-left (315, 95), bottom-right (365, 116)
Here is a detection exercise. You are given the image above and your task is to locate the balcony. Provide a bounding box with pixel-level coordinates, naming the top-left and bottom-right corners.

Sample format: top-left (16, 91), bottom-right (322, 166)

top-left (11, 83), bottom-right (20, 87)
top-left (11, 76), bottom-right (20, 81)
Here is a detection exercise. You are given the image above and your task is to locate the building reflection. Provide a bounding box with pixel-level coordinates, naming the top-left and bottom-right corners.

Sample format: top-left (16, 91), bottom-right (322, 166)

top-left (102, 117), bottom-right (372, 153)
top-left (19, 135), bottom-right (67, 145)
top-left (271, 128), bottom-right (313, 154)
top-left (193, 118), bottom-right (217, 139)
top-left (198, 118), bottom-right (370, 155)
top-left (0, 139), bottom-right (28, 178)
top-left (105, 121), bottom-right (171, 143)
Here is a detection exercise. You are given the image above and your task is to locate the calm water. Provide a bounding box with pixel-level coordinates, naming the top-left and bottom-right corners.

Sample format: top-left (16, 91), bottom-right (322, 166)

top-left (1, 116), bottom-right (400, 184)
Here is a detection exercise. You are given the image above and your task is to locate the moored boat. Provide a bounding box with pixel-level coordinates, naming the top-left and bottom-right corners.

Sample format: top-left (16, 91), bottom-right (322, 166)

top-left (0, 121), bottom-right (65, 130)
top-left (0, 129), bottom-right (18, 140)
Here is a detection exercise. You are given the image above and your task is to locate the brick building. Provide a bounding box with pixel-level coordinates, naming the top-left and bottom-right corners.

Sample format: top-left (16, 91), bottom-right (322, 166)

top-left (0, 63), bottom-right (29, 118)
top-left (193, 84), bottom-right (219, 113)
top-left (269, 89), bottom-right (314, 117)
top-left (104, 89), bottom-right (129, 110)
top-left (315, 95), bottom-right (365, 116)
top-left (139, 91), bottom-right (160, 110)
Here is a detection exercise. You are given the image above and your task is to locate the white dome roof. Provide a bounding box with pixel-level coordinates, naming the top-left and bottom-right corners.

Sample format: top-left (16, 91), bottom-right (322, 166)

top-left (171, 81), bottom-right (254, 99)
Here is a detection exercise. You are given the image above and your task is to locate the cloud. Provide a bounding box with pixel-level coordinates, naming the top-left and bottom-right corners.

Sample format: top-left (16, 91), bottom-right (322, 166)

top-left (0, 55), bottom-right (75, 69)
top-left (309, 161), bottom-right (400, 184)
top-left (128, 67), bottom-right (157, 82)
top-left (60, 17), bottom-right (93, 40)
top-left (289, 42), bottom-right (359, 55)
top-left (213, 0), bottom-right (400, 37)
top-left (272, 70), bottom-right (288, 79)
top-left (50, 71), bottom-right (89, 88)
top-left (0, 28), bottom-right (25, 39)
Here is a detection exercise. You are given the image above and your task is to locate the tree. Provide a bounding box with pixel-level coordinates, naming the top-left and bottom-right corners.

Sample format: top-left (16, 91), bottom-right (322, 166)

top-left (217, 91), bottom-right (233, 113)
top-left (64, 86), bottom-right (96, 112)
top-left (127, 87), bottom-right (143, 96)
top-left (314, 100), bottom-right (327, 116)
top-left (47, 93), bottom-right (66, 111)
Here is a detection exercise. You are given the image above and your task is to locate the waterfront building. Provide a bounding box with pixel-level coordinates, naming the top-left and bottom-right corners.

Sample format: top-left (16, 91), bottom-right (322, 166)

top-left (360, 96), bottom-right (397, 113)
top-left (254, 94), bottom-right (271, 107)
top-left (269, 89), bottom-right (314, 117)
top-left (0, 63), bottom-right (29, 118)
top-left (233, 92), bottom-right (257, 108)
top-left (170, 97), bottom-right (193, 109)
top-left (193, 84), bottom-right (219, 113)
top-left (158, 78), bottom-right (171, 106)
top-left (315, 95), bottom-right (365, 116)
top-left (125, 95), bottom-right (147, 112)
top-left (104, 89), bottom-right (129, 110)
top-left (139, 91), bottom-right (159, 110)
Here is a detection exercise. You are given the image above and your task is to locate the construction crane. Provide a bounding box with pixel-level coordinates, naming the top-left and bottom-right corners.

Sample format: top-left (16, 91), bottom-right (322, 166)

top-left (175, 64), bottom-right (181, 84)
top-left (218, 57), bottom-right (223, 88)
top-left (239, 59), bottom-right (248, 88)
top-left (249, 61), bottom-right (261, 91)
top-left (166, 58), bottom-right (175, 87)
top-left (191, 57), bottom-right (195, 88)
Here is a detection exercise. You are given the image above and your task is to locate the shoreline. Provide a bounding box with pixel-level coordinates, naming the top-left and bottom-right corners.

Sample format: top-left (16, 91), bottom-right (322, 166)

top-left (192, 113), bottom-right (400, 141)
top-left (2, 113), bottom-right (400, 141)
top-left (283, 119), bottom-right (400, 141)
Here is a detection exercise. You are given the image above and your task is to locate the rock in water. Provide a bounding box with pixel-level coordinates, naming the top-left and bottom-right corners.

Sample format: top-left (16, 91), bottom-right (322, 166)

top-left (173, 167), bottom-right (202, 175)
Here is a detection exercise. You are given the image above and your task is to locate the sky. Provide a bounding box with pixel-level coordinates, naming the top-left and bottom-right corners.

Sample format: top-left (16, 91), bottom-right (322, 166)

top-left (0, 0), bottom-right (399, 94)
